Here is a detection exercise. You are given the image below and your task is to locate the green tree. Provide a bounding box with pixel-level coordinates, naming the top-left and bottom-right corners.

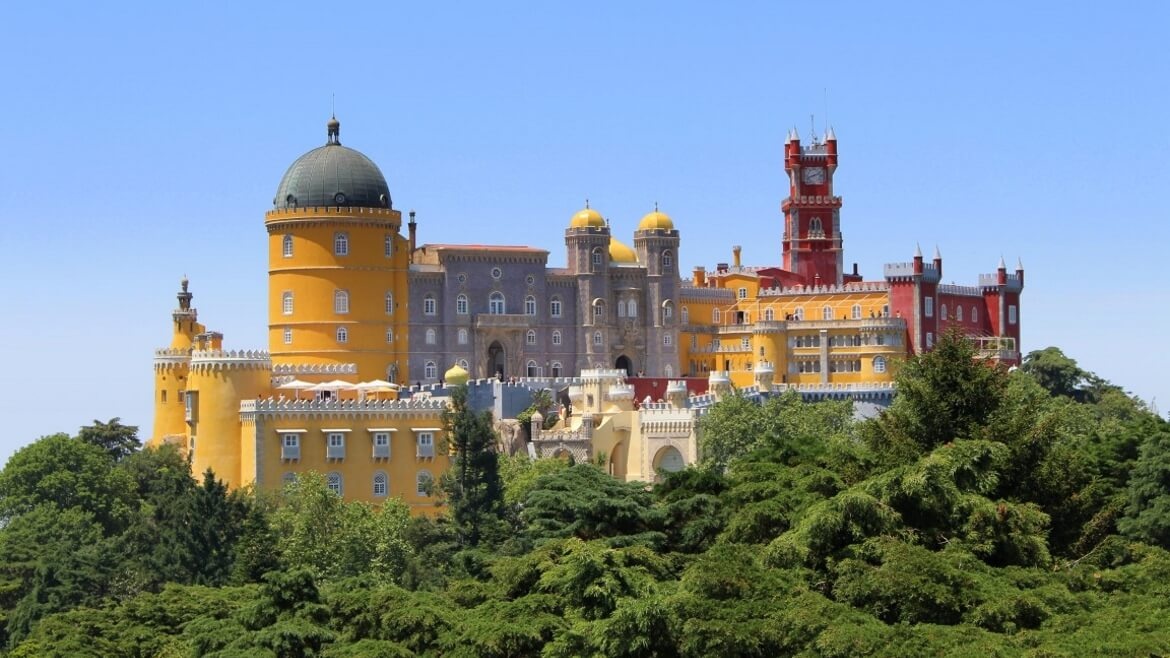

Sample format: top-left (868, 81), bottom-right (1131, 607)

top-left (697, 391), bottom-right (769, 472)
top-left (522, 464), bottom-right (665, 548)
top-left (77, 417), bottom-right (141, 463)
top-left (1021, 346), bottom-right (1088, 399)
top-left (1118, 415), bottom-right (1170, 547)
top-left (441, 385), bottom-right (506, 547)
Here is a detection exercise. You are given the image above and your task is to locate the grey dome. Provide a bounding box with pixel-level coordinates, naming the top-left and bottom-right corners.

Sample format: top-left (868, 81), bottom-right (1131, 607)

top-left (274, 118), bottom-right (391, 210)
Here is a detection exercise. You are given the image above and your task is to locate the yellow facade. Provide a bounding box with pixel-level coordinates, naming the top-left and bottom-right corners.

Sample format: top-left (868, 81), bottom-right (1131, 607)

top-left (265, 206), bottom-right (410, 383)
top-left (680, 267), bottom-right (905, 389)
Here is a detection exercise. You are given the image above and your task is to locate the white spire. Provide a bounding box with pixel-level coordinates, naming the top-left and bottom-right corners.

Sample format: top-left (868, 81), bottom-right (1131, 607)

top-left (998, 255), bottom-right (1006, 269)
top-left (933, 245), bottom-right (942, 260)
top-left (914, 243), bottom-right (923, 259)
top-left (826, 125), bottom-right (836, 140)
top-left (791, 126), bottom-right (799, 141)
top-left (785, 129), bottom-right (792, 144)
top-left (1016, 257), bottom-right (1024, 270)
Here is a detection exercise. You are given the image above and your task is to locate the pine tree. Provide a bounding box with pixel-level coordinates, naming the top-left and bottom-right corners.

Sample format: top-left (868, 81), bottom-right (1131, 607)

top-left (440, 385), bottom-right (505, 547)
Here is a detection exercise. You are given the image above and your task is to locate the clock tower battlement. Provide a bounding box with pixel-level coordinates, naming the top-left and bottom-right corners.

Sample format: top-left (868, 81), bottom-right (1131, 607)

top-left (781, 127), bottom-right (844, 286)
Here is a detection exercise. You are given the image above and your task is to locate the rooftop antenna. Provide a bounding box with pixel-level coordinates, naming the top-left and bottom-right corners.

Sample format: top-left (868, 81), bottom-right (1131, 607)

top-left (824, 87), bottom-right (829, 133)
top-left (810, 114), bottom-right (816, 142)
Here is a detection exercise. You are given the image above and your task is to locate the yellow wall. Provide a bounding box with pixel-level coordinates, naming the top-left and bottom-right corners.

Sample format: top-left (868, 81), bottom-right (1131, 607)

top-left (265, 206), bottom-right (410, 384)
top-left (251, 411), bottom-right (450, 514)
top-left (186, 360), bottom-right (271, 487)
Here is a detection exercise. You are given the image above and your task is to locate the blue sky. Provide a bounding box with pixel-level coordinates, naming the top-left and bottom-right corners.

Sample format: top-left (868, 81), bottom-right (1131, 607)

top-left (1, 2), bottom-right (1167, 464)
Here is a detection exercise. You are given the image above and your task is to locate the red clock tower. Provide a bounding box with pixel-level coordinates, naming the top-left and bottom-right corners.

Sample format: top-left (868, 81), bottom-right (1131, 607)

top-left (781, 127), bottom-right (844, 286)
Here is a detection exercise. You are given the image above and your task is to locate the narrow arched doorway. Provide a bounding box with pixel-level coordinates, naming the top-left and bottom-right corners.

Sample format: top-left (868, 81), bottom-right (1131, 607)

top-left (488, 341), bottom-right (506, 378)
top-left (615, 355), bottom-right (633, 376)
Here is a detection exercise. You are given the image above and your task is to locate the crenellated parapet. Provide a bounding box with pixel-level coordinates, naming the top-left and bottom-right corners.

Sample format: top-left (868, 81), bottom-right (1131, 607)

top-left (154, 347), bottom-right (192, 370)
top-left (272, 362), bottom-right (357, 376)
top-left (758, 281), bottom-right (888, 297)
top-left (190, 349), bottom-right (272, 373)
top-left (240, 396), bottom-right (446, 422)
top-left (607, 384), bottom-right (635, 401)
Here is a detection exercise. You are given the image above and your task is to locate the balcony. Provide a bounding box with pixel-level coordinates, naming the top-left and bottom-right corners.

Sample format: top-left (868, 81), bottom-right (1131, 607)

top-left (327, 444), bottom-right (345, 460)
top-left (417, 444), bottom-right (435, 458)
top-left (475, 313), bottom-right (531, 329)
top-left (281, 444), bottom-right (300, 460)
top-left (372, 443), bottom-right (391, 459)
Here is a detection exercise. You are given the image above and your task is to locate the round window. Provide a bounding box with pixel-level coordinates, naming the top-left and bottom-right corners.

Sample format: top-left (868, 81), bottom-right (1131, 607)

top-left (491, 267), bottom-right (502, 280)
top-left (457, 273), bottom-right (467, 284)
top-left (525, 275), bottom-right (535, 285)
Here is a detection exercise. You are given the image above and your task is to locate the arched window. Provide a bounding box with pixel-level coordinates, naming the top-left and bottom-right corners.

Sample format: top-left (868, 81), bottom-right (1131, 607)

top-left (664, 364), bottom-right (673, 377)
top-left (551, 361), bottom-right (562, 377)
top-left (525, 296), bottom-right (537, 316)
top-left (384, 234), bottom-right (393, 258)
top-left (416, 470), bottom-right (433, 497)
top-left (593, 331), bottom-right (603, 346)
top-left (327, 472), bottom-right (342, 495)
top-left (526, 360), bottom-right (539, 377)
top-left (956, 306), bottom-right (964, 322)
top-left (387, 363), bottom-right (399, 383)
top-left (282, 292), bottom-right (294, 315)
top-left (662, 300), bottom-right (674, 321)
top-left (851, 304), bottom-right (862, 319)
top-left (552, 330), bottom-right (562, 345)
top-left (822, 305), bottom-right (833, 320)
top-left (526, 329), bottom-right (537, 345)
top-left (713, 308), bottom-right (721, 323)
top-left (489, 292), bottom-right (505, 315)
top-left (971, 306), bottom-right (979, 323)
top-left (283, 327), bottom-right (292, 344)
top-left (591, 248), bottom-right (604, 269)
top-left (373, 472), bottom-right (388, 497)
top-left (385, 327), bottom-right (394, 343)
top-left (593, 299), bottom-right (606, 320)
top-left (336, 326), bottom-right (348, 343)
top-left (627, 299), bottom-right (637, 318)
top-left (425, 328), bottom-right (436, 345)
top-left (662, 250), bottom-right (673, 268)
top-left (458, 328), bottom-right (468, 345)
top-left (664, 334), bottom-right (673, 346)
top-left (423, 294), bottom-right (437, 316)
top-left (550, 297), bottom-right (562, 317)
top-left (765, 308), bottom-right (775, 321)
top-left (941, 304), bottom-right (948, 321)
top-left (456, 294), bottom-right (468, 315)
top-left (385, 292), bottom-right (394, 315)
top-left (873, 356), bottom-right (887, 374)
top-left (334, 232), bottom-right (349, 256)
top-left (282, 234), bottom-right (293, 258)
top-left (334, 290), bottom-right (349, 314)
top-left (424, 361), bottom-right (437, 380)
top-left (681, 306), bottom-right (689, 324)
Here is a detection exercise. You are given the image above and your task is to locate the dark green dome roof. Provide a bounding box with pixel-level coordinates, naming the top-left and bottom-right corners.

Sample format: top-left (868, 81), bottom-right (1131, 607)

top-left (273, 118), bottom-right (391, 210)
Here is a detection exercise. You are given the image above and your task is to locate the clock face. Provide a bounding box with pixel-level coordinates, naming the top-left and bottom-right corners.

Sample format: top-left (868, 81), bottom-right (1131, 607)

top-left (802, 167), bottom-right (826, 185)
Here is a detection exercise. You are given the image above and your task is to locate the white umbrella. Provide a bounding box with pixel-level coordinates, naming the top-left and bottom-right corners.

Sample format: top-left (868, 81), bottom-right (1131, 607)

top-left (276, 379), bottom-right (315, 399)
top-left (308, 380), bottom-right (358, 392)
top-left (355, 379), bottom-right (399, 390)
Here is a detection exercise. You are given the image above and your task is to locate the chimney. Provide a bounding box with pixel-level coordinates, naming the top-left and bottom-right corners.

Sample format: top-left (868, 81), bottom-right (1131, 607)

top-left (732, 245), bottom-right (742, 268)
top-left (408, 210), bottom-right (417, 260)
top-left (692, 266), bottom-right (706, 287)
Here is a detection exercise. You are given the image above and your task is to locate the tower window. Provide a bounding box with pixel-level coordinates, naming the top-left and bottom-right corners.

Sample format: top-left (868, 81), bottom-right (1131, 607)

top-left (663, 300), bottom-right (673, 321)
top-left (385, 327), bottom-right (394, 343)
top-left (552, 330), bottom-right (562, 345)
top-left (956, 306), bottom-right (964, 322)
top-left (1008, 305), bottom-right (1018, 325)
top-left (764, 308), bottom-right (774, 321)
top-left (593, 300), bottom-right (606, 320)
top-left (713, 308), bottom-right (721, 324)
top-left (425, 328), bottom-right (436, 345)
top-left (336, 327), bottom-right (348, 343)
top-left (456, 294), bottom-right (469, 315)
top-left (926, 332), bottom-right (934, 348)
top-left (385, 292), bottom-right (395, 315)
top-left (972, 306), bottom-right (979, 323)
top-left (373, 472), bottom-right (388, 497)
top-left (283, 327), bottom-right (292, 344)
top-left (626, 299), bottom-right (637, 318)
top-left (424, 361), bottom-right (437, 380)
top-left (925, 297), bottom-right (934, 318)
top-left (940, 304), bottom-right (948, 321)
top-left (334, 290), bottom-right (349, 314)
top-left (526, 329), bottom-right (537, 345)
top-left (525, 296), bottom-right (537, 316)
top-left (458, 328), bottom-right (468, 345)
top-left (282, 292), bottom-right (294, 315)
top-left (384, 234), bottom-right (393, 258)
top-left (334, 232), bottom-right (349, 256)
top-left (423, 294), bottom-right (437, 316)
top-left (591, 248), bottom-right (603, 269)
top-left (489, 292), bottom-right (505, 315)
top-left (593, 331), bottom-right (603, 346)
top-left (681, 306), bottom-right (689, 324)
top-left (664, 334), bottom-right (673, 346)
top-left (550, 297), bottom-right (562, 317)
top-left (662, 250), bottom-right (673, 268)
top-left (282, 234), bottom-right (293, 258)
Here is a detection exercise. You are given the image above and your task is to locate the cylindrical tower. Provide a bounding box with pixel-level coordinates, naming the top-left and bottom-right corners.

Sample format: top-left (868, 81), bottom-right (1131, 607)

top-left (186, 349), bottom-right (271, 487)
top-left (151, 278), bottom-right (204, 446)
top-left (265, 117), bottom-right (410, 384)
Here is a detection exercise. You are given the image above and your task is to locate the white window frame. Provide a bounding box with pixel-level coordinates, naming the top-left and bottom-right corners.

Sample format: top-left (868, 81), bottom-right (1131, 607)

top-left (552, 330), bottom-right (562, 346)
top-left (384, 234), bottom-right (393, 258)
top-left (550, 297), bottom-right (562, 317)
top-left (851, 304), bottom-right (862, 319)
top-left (425, 328), bottom-right (436, 345)
top-left (593, 331), bottom-right (603, 346)
top-left (822, 305), bottom-right (833, 320)
top-left (336, 326), bottom-right (348, 344)
top-left (282, 292), bottom-right (294, 315)
top-left (664, 334), bottom-right (673, 346)
top-left (873, 356), bottom-right (887, 374)
top-left (423, 294), bottom-right (437, 316)
top-left (327, 472), bottom-right (342, 495)
top-left (551, 361), bottom-right (562, 377)
top-left (373, 472), bottom-right (388, 497)
top-left (372, 431), bottom-right (391, 459)
top-left (334, 289), bottom-right (349, 314)
top-left (527, 360), bottom-right (539, 377)
top-left (627, 299), bottom-right (637, 318)
top-left (385, 292), bottom-right (395, 315)
top-left (526, 329), bottom-right (537, 345)
top-left (1008, 305), bottom-right (1018, 325)
top-left (416, 432), bottom-right (435, 458)
top-left (424, 361), bottom-right (437, 380)
top-left (282, 234), bottom-right (293, 258)
top-left (489, 292), bottom-right (505, 315)
top-left (662, 250), bottom-right (673, 268)
top-left (525, 296), bottom-right (537, 316)
top-left (334, 232), bottom-right (349, 256)
top-left (458, 328), bottom-right (468, 345)
top-left (327, 432), bottom-right (346, 460)
top-left (456, 294), bottom-right (468, 315)
top-left (283, 327), bottom-right (292, 344)
top-left (738, 287), bottom-right (748, 299)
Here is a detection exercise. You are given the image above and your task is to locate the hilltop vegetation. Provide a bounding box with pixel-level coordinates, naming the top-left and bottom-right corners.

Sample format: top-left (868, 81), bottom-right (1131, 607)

top-left (2, 332), bottom-right (1170, 657)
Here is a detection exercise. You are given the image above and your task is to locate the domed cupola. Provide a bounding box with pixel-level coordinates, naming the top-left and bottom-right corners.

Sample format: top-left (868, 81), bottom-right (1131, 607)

top-left (569, 201), bottom-right (606, 229)
top-left (637, 205), bottom-right (674, 231)
top-left (273, 116), bottom-right (392, 210)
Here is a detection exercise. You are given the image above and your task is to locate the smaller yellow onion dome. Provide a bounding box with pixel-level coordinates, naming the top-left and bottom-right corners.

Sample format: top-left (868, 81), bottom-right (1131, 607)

top-left (444, 363), bottom-right (470, 386)
top-left (609, 237), bottom-right (639, 263)
top-left (637, 209), bottom-right (674, 231)
top-left (570, 206), bottom-right (605, 228)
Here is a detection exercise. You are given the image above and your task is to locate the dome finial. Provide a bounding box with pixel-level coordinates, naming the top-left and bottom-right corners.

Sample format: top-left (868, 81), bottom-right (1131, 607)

top-left (585, 198), bottom-right (590, 209)
top-left (327, 114), bottom-right (341, 145)
top-left (654, 200), bottom-right (659, 212)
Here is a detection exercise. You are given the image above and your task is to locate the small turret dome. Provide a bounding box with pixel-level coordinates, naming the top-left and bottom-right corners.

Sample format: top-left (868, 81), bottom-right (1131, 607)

top-left (444, 363), bottom-right (470, 386)
top-left (637, 208), bottom-right (674, 231)
top-left (609, 237), bottom-right (639, 263)
top-left (273, 117), bottom-right (392, 210)
top-left (570, 205), bottom-right (605, 229)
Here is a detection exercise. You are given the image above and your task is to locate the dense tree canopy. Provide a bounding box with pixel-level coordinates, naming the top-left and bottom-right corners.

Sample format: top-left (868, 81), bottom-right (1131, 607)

top-left (3, 341), bottom-right (1170, 656)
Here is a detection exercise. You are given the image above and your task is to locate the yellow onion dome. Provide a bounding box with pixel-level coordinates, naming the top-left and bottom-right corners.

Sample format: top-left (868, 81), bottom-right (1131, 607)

top-left (444, 363), bottom-right (470, 386)
top-left (569, 206), bottom-right (605, 228)
top-left (637, 209), bottom-right (674, 231)
top-left (609, 237), bottom-right (639, 263)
